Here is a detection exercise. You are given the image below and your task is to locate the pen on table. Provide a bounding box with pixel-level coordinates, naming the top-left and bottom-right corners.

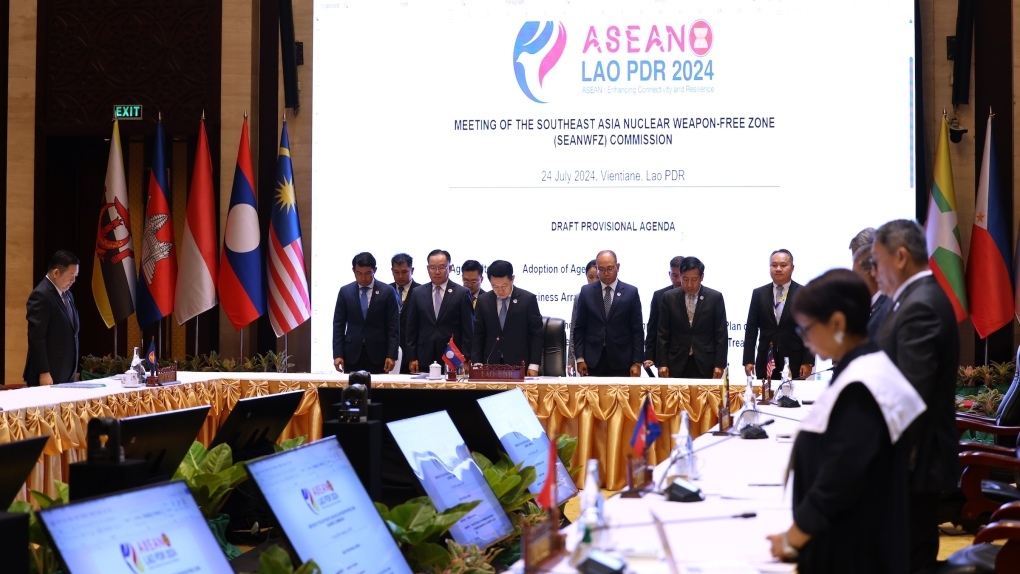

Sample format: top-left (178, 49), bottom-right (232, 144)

top-left (747, 483), bottom-right (782, 487)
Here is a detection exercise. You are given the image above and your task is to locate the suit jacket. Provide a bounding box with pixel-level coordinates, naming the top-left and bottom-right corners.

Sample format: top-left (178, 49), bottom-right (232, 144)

top-left (332, 280), bottom-right (400, 365)
top-left (470, 288), bottom-right (486, 308)
top-left (472, 287), bottom-right (543, 367)
top-left (404, 281), bottom-right (474, 367)
top-left (876, 274), bottom-right (960, 492)
top-left (391, 280), bottom-right (420, 369)
top-left (742, 281), bottom-right (812, 377)
top-left (24, 278), bottom-right (79, 386)
top-left (867, 293), bottom-right (891, 340)
top-left (657, 286), bottom-right (728, 378)
top-left (644, 284), bottom-right (676, 365)
top-left (574, 280), bottom-right (644, 371)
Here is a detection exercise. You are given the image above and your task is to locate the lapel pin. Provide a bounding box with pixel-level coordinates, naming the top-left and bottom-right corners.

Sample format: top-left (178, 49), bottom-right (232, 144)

top-left (512, 299), bottom-right (518, 304)
top-left (616, 292), bottom-right (621, 297)
top-left (447, 288), bottom-right (453, 293)
top-left (893, 301), bottom-right (900, 312)
top-left (700, 295), bottom-right (704, 300)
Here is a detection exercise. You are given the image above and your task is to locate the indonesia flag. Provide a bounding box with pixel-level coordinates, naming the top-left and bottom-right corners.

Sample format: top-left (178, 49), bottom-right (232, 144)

top-left (267, 119), bottom-right (311, 337)
top-left (219, 115), bottom-right (265, 330)
top-left (967, 112), bottom-right (1013, 338)
top-left (135, 119), bottom-right (178, 329)
top-left (535, 437), bottom-right (559, 510)
top-left (175, 116), bottom-right (218, 325)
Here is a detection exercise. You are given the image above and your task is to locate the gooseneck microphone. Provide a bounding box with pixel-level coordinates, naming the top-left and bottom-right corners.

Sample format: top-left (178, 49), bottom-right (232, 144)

top-left (485, 336), bottom-right (503, 364)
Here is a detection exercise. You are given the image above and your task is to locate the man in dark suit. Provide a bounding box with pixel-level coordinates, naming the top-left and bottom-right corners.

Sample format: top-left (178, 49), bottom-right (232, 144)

top-left (657, 257), bottom-right (727, 379)
top-left (567, 259), bottom-right (598, 375)
top-left (852, 243), bottom-right (890, 339)
top-left (390, 253), bottom-right (420, 373)
top-left (574, 250), bottom-right (644, 377)
top-left (461, 259), bottom-right (485, 309)
top-left (872, 219), bottom-right (959, 573)
top-left (405, 249), bottom-right (474, 373)
top-left (471, 260), bottom-right (543, 374)
top-left (333, 252), bottom-right (400, 374)
top-left (24, 250), bottom-right (80, 386)
top-left (643, 255), bottom-right (683, 369)
top-left (743, 249), bottom-right (813, 379)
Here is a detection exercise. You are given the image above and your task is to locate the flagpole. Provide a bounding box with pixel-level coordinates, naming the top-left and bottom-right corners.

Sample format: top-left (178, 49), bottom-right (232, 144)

top-left (239, 326), bottom-right (244, 359)
top-left (194, 316), bottom-right (200, 358)
top-left (113, 324), bottom-right (118, 356)
top-left (283, 334), bottom-right (289, 373)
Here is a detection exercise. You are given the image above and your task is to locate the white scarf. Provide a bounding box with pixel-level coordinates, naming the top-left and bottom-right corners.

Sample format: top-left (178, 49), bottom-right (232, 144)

top-left (798, 350), bottom-right (925, 444)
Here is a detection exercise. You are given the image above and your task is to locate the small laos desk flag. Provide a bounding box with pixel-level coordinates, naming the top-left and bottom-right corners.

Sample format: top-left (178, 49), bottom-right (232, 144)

top-left (442, 336), bottom-right (466, 371)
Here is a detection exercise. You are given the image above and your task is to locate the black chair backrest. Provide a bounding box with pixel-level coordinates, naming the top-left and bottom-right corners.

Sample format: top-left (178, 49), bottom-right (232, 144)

top-left (540, 316), bottom-right (566, 377)
top-left (997, 345), bottom-right (1020, 428)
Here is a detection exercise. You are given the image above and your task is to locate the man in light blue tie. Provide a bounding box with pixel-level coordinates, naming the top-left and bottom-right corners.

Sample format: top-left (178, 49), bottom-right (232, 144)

top-left (332, 252), bottom-right (400, 374)
top-left (471, 260), bottom-right (544, 374)
top-left (404, 249), bottom-right (474, 373)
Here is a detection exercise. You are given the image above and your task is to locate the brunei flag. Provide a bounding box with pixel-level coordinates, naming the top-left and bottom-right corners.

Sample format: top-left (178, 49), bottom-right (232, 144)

top-left (136, 119), bottom-right (178, 329)
top-left (92, 120), bottom-right (137, 328)
top-left (219, 115), bottom-right (265, 330)
top-left (925, 115), bottom-right (969, 322)
top-left (966, 112), bottom-right (1013, 338)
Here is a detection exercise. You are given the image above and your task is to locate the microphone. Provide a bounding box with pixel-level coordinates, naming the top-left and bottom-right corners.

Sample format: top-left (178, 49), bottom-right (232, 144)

top-left (652, 420), bottom-right (774, 494)
top-left (485, 336), bottom-right (503, 364)
top-left (739, 418), bottom-right (774, 440)
top-left (794, 365), bottom-right (834, 381)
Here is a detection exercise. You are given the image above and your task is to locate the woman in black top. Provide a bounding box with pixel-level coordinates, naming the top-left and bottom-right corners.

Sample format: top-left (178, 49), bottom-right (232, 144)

top-left (766, 269), bottom-right (925, 573)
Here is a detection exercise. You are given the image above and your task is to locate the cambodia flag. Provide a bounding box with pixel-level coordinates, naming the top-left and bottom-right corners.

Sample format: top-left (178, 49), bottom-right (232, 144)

top-left (535, 437), bottom-right (558, 510)
top-left (136, 120), bottom-right (178, 329)
top-left (442, 336), bottom-right (466, 371)
top-left (219, 116), bottom-right (265, 330)
top-left (966, 112), bottom-right (1013, 338)
top-left (630, 395), bottom-right (662, 458)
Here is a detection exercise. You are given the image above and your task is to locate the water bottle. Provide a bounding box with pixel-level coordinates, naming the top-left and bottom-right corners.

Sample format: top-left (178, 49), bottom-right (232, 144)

top-left (667, 411), bottom-right (699, 480)
top-left (779, 357), bottom-right (794, 398)
top-left (781, 357), bottom-right (792, 383)
top-left (130, 346), bottom-right (141, 370)
top-left (578, 459), bottom-right (606, 547)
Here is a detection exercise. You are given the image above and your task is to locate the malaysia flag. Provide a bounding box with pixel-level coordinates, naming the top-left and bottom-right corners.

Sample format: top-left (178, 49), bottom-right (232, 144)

top-left (267, 118), bottom-right (311, 337)
top-left (219, 115), bottom-right (265, 330)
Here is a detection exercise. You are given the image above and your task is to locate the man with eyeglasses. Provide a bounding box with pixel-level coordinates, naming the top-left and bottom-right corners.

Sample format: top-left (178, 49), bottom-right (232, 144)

top-left (574, 250), bottom-right (644, 377)
top-left (404, 249), bottom-right (474, 373)
top-left (656, 256), bottom-right (727, 379)
top-left (871, 219), bottom-right (959, 573)
top-left (851, 243), bottom-right (890, 339)
top-left (743, 249), bottom-right (814, 380)
top-left (390, 253), bottom-right (420, 373)
top-left (643, 255), bottom-right (684, 370)
top-left (461, 259), bottom-right (486, 308)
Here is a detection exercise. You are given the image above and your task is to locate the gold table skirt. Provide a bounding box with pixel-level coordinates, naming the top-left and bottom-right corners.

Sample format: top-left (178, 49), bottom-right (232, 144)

top-left (1, 376), bottom-right (744, 498)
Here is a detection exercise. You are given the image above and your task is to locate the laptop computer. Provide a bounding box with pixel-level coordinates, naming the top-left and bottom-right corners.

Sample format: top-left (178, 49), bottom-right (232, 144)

top-left (38, 480), bottom-right (232, 573)
top-left (0, 435), bottom-right (49, 506)
top-left (210, 391), bottom-right (304, 462)
top-left (120, 405), bottom-right (212, 481)
top-left (245, 437), bottom-right (412, 574)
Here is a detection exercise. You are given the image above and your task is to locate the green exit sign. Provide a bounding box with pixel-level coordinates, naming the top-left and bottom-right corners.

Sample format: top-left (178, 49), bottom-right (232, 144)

top-left (114, 105), bottom-right (143, 120)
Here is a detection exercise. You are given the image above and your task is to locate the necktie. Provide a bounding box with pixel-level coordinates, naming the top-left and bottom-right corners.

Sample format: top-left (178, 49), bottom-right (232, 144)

top-left (603, 285), bottom-right (612, 317)
top-left (686, 294), bottom-right (696, 325)
top-left (63, 291), bottom-right (76, 330)
top-left (774, 285), bottom-right (785, 321)
top-left (472, 295), bottom-right (477, 309)
top-left (433, 285), bottom-right (442, 319)
top-left (397, 286), bottom-right (406, 309)
top-left (499, 298), bottom-right (508, 328)
top-left (359, 286), bottom-right (369, 318)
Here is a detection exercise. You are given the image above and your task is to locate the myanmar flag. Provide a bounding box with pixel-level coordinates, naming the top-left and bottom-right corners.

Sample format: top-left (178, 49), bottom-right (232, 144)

top-left (925, 116), bottom-right (968, 322)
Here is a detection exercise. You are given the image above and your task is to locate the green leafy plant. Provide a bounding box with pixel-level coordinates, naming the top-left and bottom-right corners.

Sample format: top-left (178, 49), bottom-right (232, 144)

top-left (472, 452), bottom-right (537, 514)
top-left (555, 433), bottom-right (579, 480)
top-left (237, 544), bottom-right (321, 574)
top-left (274, 436), bottom-right (307, 453)
top-left (8, 480), bottom-right (70, 574)
top-left (438, 540), bottom-right (499, 574)
top-left (173, 441), bottom-right (249, 518)
top-left (958, 388), bottom-right (1004, 417)
top-left (374, 497), bottom-right (480, 571)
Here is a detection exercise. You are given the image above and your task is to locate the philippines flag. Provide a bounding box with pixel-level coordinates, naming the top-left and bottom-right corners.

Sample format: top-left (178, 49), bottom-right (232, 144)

top-left (219, 116), bottom-right (265, 330)
top-left (535, 437), bottom-right (559, 510)
top-left (630, 395), bottom-right (662, 458)
top-left (175, 116), bottom-right (218, 325)
top-left (765, 344), bottom-right (776, 381)
top-left (136, 119), bottom-right (178, 329)
top-left (442, 336), bottom-right (466, 371)
top-left (967, 112), bottom-right (1012, 338)
top-left (267, 119), bottom-right (311, 337)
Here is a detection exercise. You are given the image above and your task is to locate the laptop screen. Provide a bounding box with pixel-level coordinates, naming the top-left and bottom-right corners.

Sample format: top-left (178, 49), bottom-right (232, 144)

top-left (245, 438), bottom-right (411, 574)
top-left (386, 411), bottom-right (514, 548)
top-left (39, 481), bottom-right (231, 574)
top-left (476, 389), bottom-right (579, 505)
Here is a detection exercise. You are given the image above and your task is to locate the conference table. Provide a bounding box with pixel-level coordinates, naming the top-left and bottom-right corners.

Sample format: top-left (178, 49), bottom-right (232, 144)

top-left (0, 371), bottom-right (768, 498)
top-left (509, 381), bottom-right (826, 573)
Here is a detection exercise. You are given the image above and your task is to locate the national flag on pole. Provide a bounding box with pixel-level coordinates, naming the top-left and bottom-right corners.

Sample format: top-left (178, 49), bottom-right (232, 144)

top-left (144, 337), bottom-right (157, 372)
top-left (175, 116), bottom-right (219, 325)
top-left (136, 119), bottom-right (178, 329)
top-left (966, 112), bottom-right (1013, 338)
top-left (630, 395), bottom-right (662, 458)
top-left (535, 438), bottom-right (558, 510)
top-left (925, 115), bottom-right (969, 322)
top-left (219, 115), bottom-right (265, 330)
top-left (442, 336), bottom-right (466, 371)
top-left (765, 344), bottom-right (776, 381)
top-left (267, 119), bottom-right (311, 337)
top-left (92, 120), bottom-right (137, 328)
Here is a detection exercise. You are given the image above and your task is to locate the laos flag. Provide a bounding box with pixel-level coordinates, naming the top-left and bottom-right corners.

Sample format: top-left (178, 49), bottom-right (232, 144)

top-left (218, 116), bottom-right (265, 330)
